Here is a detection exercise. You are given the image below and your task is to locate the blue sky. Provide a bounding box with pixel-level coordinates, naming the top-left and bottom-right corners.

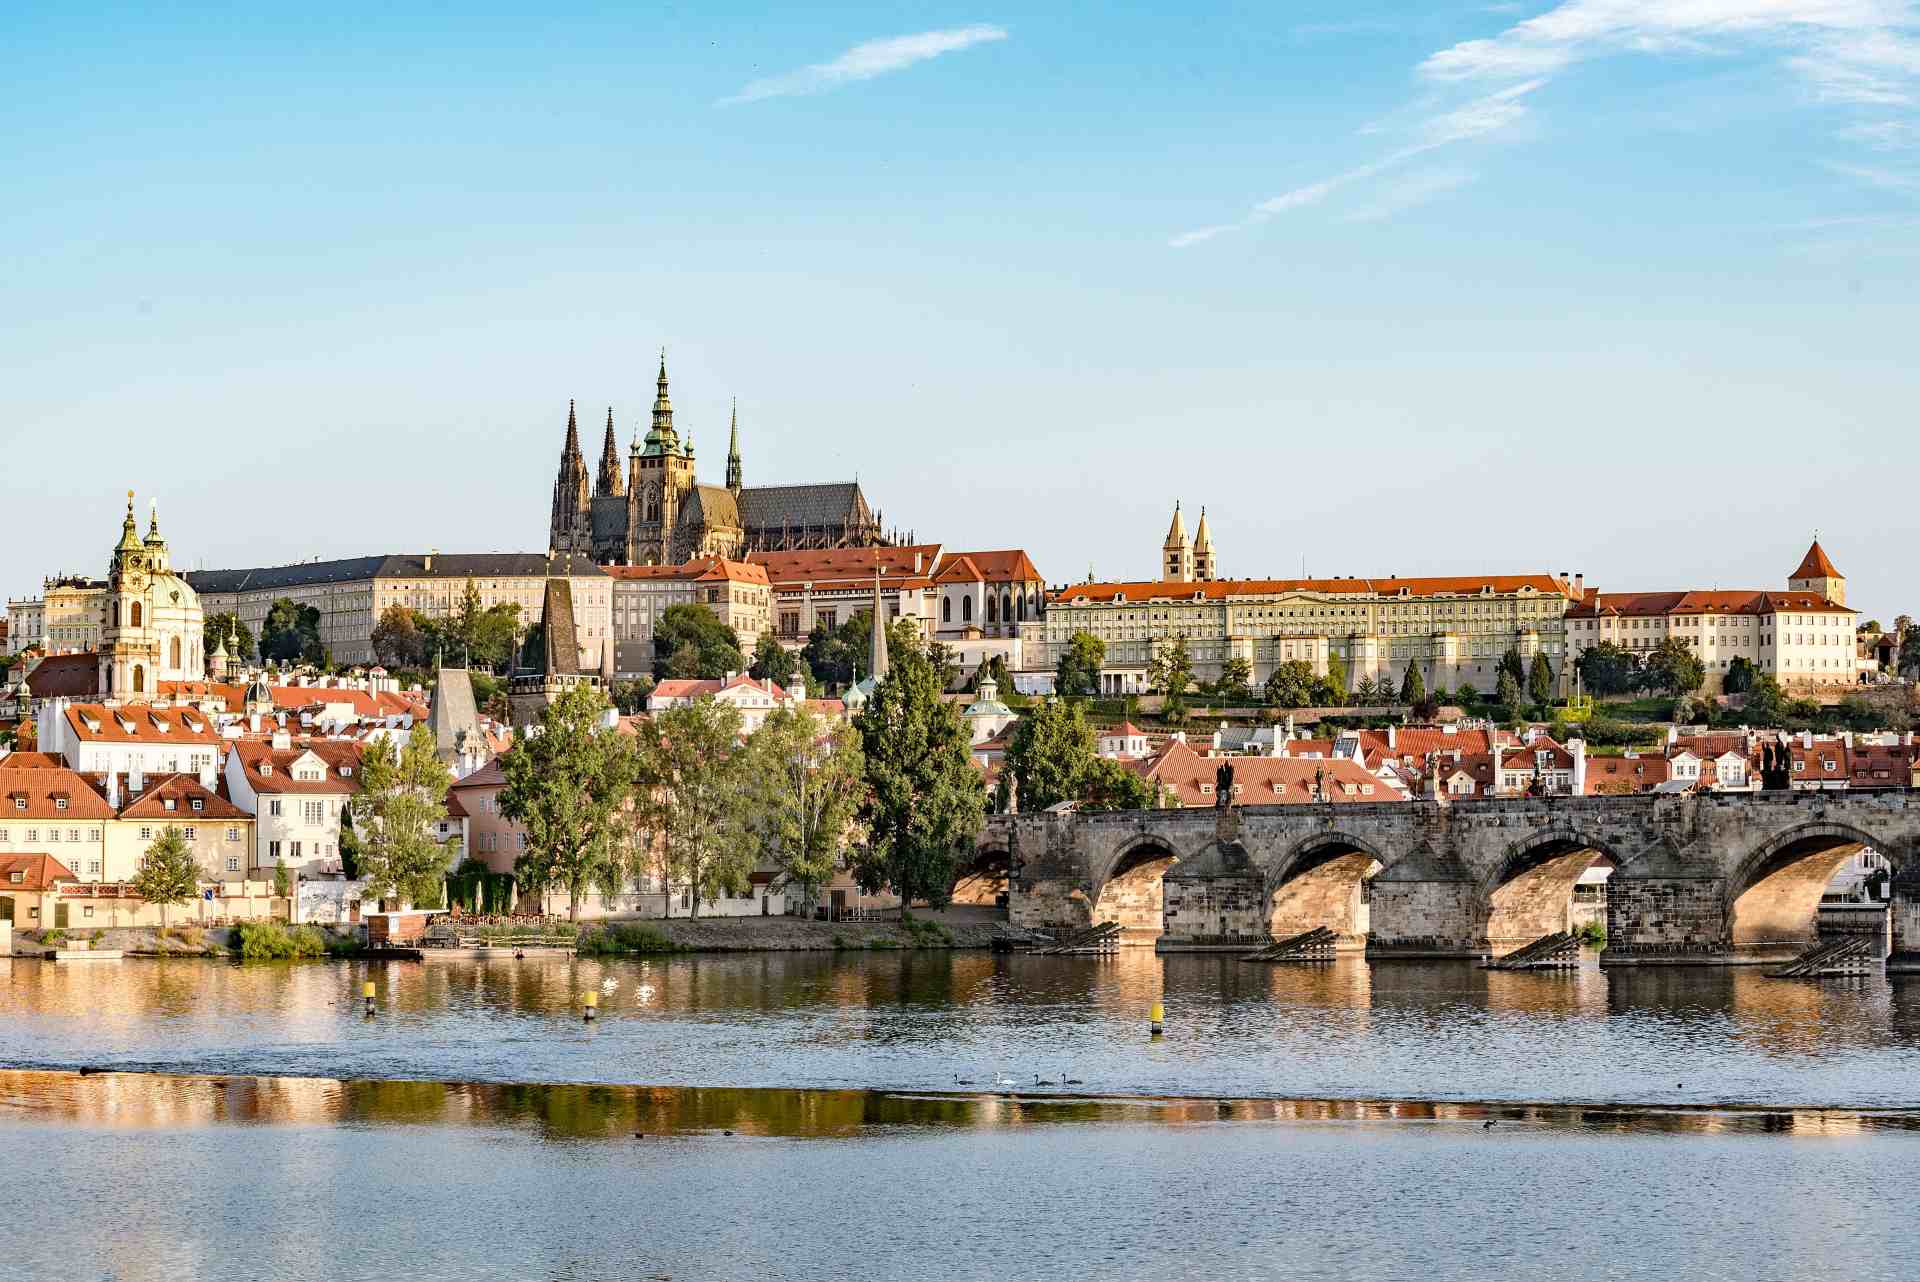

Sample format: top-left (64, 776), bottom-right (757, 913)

top-left (3, 1), bottom-right (1916, 623)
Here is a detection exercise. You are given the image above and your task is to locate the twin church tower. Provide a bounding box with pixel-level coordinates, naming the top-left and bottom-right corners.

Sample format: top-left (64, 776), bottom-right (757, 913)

top-left (1161, 501), bottom-right (1218, 582)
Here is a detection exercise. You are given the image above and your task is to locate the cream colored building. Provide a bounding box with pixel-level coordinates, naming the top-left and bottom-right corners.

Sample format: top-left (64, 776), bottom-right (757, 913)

top-left (607, 557), bottom-right (772, 677)
top-left (750, 545), bottom-right (941, 648)
top-left (1565, 541), bottom-right (1860, 695)
top-left (5, 577), bottom-right (106, 654)
top-left (1030, 572), bottom-right (1578, 695)
top-left (188, 552), bottom-right (610, 669)
top-left (223, 737), bottom-right (361, 877)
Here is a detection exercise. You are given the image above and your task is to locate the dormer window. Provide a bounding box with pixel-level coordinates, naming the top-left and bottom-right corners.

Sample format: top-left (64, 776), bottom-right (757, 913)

top-left (259, 762), bottom-right (273, 776)
top-left (55, 797), bottom-right (68, 810)
top-left (191, 799), bottom-right (203, 812)
top-left (115, 716), bottom-right (136, 734)
top-left (164, 799), bottom-right (176, 811)
top-left (12, 798), bottom-right (23, 811)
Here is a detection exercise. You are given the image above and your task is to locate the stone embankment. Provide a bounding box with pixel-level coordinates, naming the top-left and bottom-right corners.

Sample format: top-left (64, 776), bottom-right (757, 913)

top-left (644, 914), bottom-right (999, 952)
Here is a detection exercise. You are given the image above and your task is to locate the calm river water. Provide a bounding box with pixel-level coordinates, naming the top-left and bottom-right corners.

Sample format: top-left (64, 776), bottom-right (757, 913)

top-left (4, 950), bottom-right (1919, 1280)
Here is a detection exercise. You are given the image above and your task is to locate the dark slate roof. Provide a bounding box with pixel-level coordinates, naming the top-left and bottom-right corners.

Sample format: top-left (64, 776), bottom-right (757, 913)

top-left (427, 668), bottom-right (482, 759)
top-left (25, 653), bottom-right (99, 700)
top-left (541, 580), bottom-right (581, 677)
top-left (683, 485), bottom-right (741, 532)
top-left (187, 553), bottom-right (605, 594)
top-left (736, 483), bottom-right (871, 532)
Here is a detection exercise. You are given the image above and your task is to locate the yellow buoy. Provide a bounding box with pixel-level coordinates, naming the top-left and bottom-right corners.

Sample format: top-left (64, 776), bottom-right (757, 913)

top-left (583, 990), bottom-right (599, 1022)
top-left (1149, 1001), bottom-right (1165, 1037)
top-left (362, 980), bottom-right (376, 1016)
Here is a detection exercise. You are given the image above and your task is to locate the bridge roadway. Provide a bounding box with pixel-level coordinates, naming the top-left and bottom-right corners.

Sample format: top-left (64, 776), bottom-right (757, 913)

top-left (976, 790), bottom-right (1920, 967)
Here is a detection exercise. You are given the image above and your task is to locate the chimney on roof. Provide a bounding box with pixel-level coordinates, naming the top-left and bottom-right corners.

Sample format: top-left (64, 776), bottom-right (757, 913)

top-left (1574, 573), bottom-right (1584, 595)
top-left (129, 763), bottom-right (144, 794)
top-left (106, 770), bottom-right (120, 809)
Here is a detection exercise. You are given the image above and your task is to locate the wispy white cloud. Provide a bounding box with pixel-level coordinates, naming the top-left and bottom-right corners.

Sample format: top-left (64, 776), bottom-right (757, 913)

top-left (721, 25), bottom-right (1007, 105)
top-left (1170, 80), bottom-right (1541, 246)
top-left (1172, 2), bottom-right (1920, 248)
top-left (1828, 159), bottom-right (1920, 189)
top-left (1842, 117), bottom-right (1920, 144)
top-left (1343, 167), bottom-right (1479, 221)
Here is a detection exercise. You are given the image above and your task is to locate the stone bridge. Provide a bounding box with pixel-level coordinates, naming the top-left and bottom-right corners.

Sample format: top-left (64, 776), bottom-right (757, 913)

top-left (974, 791), bottom-right (1920, 967)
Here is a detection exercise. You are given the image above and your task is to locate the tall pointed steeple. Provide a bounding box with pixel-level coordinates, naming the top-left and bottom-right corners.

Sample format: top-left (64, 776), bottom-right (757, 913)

top-left (870, 566), bottom-right (890, 683)
top-left (550, 400), bottom-right (593, 556)
top-left (1163, 501), bottom-right (1194, 582)
top-left (648, 349), bottom-right (678, 453)
top-left (596, 407), bottom-right (625, 496)
top-left (1192, 506), bottom-right (1216, 582)
top-left (725, 397), bottom-right (743, 493)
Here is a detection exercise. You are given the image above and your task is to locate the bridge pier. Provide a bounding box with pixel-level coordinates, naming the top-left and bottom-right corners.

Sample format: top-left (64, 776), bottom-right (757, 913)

top-left (1365, 842), bottom-right (1483, 959)
top-left (1600, 837), bottom-right (1732, 966)
top-left (1890, 862), bottom-right (1920, 975)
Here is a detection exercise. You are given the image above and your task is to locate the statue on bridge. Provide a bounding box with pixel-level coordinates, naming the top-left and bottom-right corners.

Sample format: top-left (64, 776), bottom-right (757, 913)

top-left (1215, 760), bottom-right (1235, 808)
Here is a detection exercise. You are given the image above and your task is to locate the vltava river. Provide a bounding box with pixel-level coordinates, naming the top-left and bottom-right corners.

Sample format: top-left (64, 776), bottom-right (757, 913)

top-left (3, 949), bottom-right (1919, 1106)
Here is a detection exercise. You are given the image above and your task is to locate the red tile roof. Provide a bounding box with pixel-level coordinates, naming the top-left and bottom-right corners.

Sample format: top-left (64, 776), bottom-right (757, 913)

top-left (0, 853), bottom-right (77, 892)
top-left (1144, 740), bottom-right (1399, 806)
top-left (1053, 574), bottom-right (1573, 606)
top-left (934, 550), bottom-right (1043, 584)
top-left (450, 758), bottom-right (508, 790)
top-left (748, 545), bottom-right (943, 583)
top-left (102, 773), bottom-right (251, 821)
top-left (0, 766), bottom-right (119, 819)
top-left (0, 752), bottom-right (66, 770)
top-left (1569, 590), bottom-right (1849, 618)
top-left (1584, 755), bottom-right (1671, 794)
top-left (229, 741), bottom-right (362, 794)
top-left (62, 703), bottom-right (221, 746)
top-left (1791, 540), bottom-right (1841, 580)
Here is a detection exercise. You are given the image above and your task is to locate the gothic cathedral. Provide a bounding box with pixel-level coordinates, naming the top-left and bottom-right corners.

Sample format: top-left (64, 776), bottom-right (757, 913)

top-left (548, 355), bottom-right (894, 566)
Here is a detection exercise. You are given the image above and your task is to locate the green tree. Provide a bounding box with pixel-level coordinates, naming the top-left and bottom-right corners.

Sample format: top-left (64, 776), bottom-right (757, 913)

top-left (852, 627), bottom-right (985, 908)
top-left (653, 604), bottom-right (745, 681)
top-left (1576, 642), bottom-right (1641, 697)
top-left (1397, 659), bottom-right (1426, 706)
top-left (1528, 652), bottom-right (1554, 706)
top-left (1900, 629), bottom-right (1920, 677)
top-left (1724, 656), bottom-right (1758, 695)
top-left (128, 826), bottom-right (199, 930)
top-left (1323, 652), bottom-right (1349, 705)
top-left (1006, 698), bottom-right (1097, 812)
top-left (1214, 656), bottom-right (1254, 702)
top-left (1642, 637), bottom-right (1706, 697)
top-left (610, 677), bottom-right (655, 715)
top-left (350, 723), bottom-right (453, 907)
top-left (1742, 673), bottom-right (1789, 725)
top-left (259, 597), bottom-right (323, 665)
top-left (740, 706), bottom-right (866, 902)
top-left (1352, 675), bottom-right (1382, 705)
top-left (636, 697), bottom-right (753, 917)
top-left (498, 684), bottom-right (639, 921)
top-left (1147, 638), bottom-right (1194, 719)
top-left (749, 634), bottom-right (800, 687)
top-left (371, 605), bottom-right (431, 669)
top-left (1082, 757), bottom-right (1153, 812)
top-left (971, 653), bottom-right (1015, 695)
top-left (271, 859), bottom-right (291, 901)
top-left (1264, 659), bottom-right (1318, 709)
top-left (1054, 631), bottom-right (1105, 697)
top-left (203, 612), bottom-right (254, 664)
top-left (1497, 668), bottom-right (1524, 712)
top-left (1499, 645), bottom-right (1526, 687)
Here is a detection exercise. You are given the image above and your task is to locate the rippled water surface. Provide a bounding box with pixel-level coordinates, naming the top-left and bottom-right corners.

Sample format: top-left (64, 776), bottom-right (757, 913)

top-left (0, 1070), bottom-right (1914, 1282)
top-left (5, 949), bottom-right (1920, 1105)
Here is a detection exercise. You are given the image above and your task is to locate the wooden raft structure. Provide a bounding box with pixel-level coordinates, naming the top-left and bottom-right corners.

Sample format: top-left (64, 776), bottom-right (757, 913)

top-left (1766, 936), bottom-right (1877, 979)
top-left (1241, 927), bottom-right (1339, 964)
top-left (1030, 922), bottom-right (1123, 955)
top-left (1482, 932), bottom-right (1581, 971)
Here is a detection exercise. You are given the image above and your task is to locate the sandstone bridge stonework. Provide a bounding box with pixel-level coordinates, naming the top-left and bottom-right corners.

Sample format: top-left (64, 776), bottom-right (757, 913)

top-left (975, 791), bottom-right (1920, 967)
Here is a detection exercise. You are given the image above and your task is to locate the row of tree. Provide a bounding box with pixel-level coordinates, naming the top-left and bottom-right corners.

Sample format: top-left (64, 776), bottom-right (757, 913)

top-left (496, 618), bottom-right (985, 918)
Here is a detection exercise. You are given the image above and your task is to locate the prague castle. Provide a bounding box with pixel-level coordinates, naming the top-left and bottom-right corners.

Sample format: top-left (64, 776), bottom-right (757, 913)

top-left (548, 355), bottom-right (891, 566)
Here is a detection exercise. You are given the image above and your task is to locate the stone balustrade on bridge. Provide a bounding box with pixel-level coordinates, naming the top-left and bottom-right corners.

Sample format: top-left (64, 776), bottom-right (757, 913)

top-left (974, 790), bottom-right (1920, 968)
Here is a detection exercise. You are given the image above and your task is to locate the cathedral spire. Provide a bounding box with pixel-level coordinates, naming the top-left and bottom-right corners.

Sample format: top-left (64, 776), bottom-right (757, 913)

top-left (726, 398), bottom-right (743, 493)
top-left (870, 566), bottom-right (890, 684)
top-left (596, 407), bottom-right (625, 496)
top-left (564, 399), bottom-right (581, 458)
top-left (649, 349), bottom-right (677, 452)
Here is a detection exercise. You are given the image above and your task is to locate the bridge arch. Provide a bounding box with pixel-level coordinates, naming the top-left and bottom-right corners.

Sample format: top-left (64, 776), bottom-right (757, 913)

top-left (1265, 831), bottom-right (1389, 948)
top-left (952, 836), bottom-right (1012, 907)
top-left (1087, 830), bottom-right (1195, 940)
top-left (1483, 824), bottom-right (1623, 954)
top-left (1728, 820), bottom-right (1894, 956)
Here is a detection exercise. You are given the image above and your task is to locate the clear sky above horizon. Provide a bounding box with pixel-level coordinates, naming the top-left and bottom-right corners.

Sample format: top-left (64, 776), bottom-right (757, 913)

top-left (4, 1), bottom-right (1916, 623)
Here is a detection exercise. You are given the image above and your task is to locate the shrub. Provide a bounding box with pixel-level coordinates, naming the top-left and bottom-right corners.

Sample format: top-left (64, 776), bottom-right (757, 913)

top-left (575, 923), bottom-right (683, 956)
top-left (39, 929), bottom-right (67, 947)
top-left (232, 921), bottom-right (328, 960)
top-left (899, 914), bottom-right (954, 948)
top-left (1576, 920), bottom-right (1607, 949)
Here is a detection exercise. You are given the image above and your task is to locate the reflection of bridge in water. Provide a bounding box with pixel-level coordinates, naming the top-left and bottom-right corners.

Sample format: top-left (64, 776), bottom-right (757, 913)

top-left (976, 791), bottom-right (1920, 968)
